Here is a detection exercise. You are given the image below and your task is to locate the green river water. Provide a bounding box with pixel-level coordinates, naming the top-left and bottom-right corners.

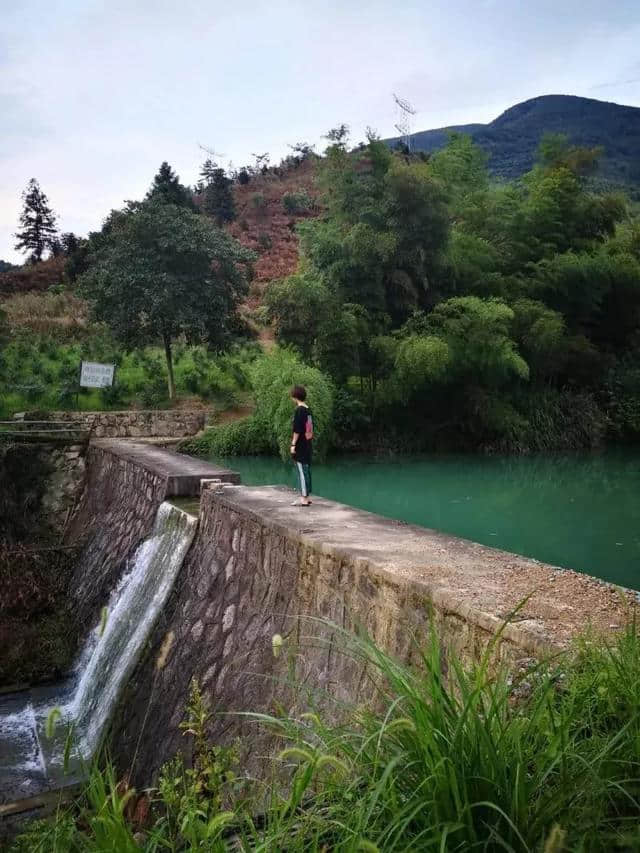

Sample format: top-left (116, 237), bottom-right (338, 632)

top-left (203, 450), bottom-right (640, 590)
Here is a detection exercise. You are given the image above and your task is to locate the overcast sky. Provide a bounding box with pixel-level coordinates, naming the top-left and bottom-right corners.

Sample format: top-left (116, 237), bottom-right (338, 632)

top-left (2, 0), bottom-right (640, 263)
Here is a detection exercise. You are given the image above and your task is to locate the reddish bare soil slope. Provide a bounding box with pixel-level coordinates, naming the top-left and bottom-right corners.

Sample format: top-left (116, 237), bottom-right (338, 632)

top-left (227, 158), bottom-right (321, 306)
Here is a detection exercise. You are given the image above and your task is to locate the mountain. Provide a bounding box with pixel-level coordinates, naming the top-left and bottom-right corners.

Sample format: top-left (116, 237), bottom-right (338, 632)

top-left (390, 95), bottom-right (640, 190)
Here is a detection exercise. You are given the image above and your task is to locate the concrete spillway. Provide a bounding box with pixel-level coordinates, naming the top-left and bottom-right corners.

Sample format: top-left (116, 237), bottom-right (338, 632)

top-left (0, 501), bottom-right (197, 813)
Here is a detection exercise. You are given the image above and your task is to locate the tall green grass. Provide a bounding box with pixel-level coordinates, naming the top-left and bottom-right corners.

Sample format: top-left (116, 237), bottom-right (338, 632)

top-left (10, 622), bottom-right (640, 851)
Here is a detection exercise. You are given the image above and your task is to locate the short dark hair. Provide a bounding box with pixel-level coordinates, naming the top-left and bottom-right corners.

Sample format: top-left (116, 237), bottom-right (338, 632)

top-left (291, 385), bottom-right (307, 401)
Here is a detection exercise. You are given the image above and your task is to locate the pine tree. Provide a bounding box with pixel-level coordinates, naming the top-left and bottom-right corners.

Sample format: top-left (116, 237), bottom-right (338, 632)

top-left (203, 168), bottom-right (236, 225)
top-left (146, 161), bottom-right (196, 209)
top-left (199, 158), bottom-right (218, 186)
top-left (14, 178), bottom-right (58, 263)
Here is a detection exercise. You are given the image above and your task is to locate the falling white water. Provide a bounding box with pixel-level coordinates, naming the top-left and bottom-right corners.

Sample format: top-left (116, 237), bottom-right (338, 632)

top-left (0, 501), bottom-right (197, 800)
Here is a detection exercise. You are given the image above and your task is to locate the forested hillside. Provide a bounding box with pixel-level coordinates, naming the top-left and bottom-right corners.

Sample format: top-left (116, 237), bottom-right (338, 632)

top-left (209, 131), bottom-right (640, 455)
top-left (389, 95), bottom-right (640, 192)
top-left (3, 109), bottom-right (640, 454)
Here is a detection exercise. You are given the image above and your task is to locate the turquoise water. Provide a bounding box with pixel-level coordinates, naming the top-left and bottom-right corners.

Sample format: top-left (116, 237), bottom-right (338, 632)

top-left (203, 450), bottom-right (640, 590)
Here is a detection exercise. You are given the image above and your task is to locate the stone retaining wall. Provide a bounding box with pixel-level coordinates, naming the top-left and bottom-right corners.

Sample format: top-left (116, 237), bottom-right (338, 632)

top-left (41, 444), bottom-right (87, 533)
top-left (66, 444), bottom-right (167, 625)
top-left (110, 481), bottom-right (632, 786)
top-left (0, 441), bottom-right (88, 541)
top-left (47, 409), bottom-right (206, 439)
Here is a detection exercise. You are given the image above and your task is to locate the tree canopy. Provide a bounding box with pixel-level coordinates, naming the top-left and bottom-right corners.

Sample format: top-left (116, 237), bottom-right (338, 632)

top-left (265, 130), bottom-right (639, 451)
top-left (78, 198), bottom-right (254, 399)
top-left (146, 162), bottom-right (196, 210)
top-left (14, 178), bottom-right (58, 263)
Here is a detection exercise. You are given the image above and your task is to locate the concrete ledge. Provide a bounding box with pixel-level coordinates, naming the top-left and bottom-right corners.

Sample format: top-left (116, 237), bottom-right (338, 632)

top-left (93, 440), bottom-right (239, 496)
top-left (207, 483), bottom-right (634, 653)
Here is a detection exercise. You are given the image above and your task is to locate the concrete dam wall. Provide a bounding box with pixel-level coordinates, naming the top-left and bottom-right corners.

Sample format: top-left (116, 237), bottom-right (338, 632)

top-left (60, 441), bottom-right (632, 787)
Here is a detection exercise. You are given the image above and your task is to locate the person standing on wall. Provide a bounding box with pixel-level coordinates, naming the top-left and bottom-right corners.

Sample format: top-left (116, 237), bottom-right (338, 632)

top-left (290, 385), bottom-right (313, 506)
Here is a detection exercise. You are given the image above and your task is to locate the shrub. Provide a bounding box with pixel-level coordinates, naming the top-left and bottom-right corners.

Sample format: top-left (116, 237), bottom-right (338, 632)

top-left (138, 372), bottom-right (169, 409)
top-left (250, 347), bottom-right (334, 460)
top-left (257, 231), bottom-right (272, 252)
top-left (495, 388), bottom-right (610, 452)
top-left (181, 415), bottom-right (270, 457)
top-left (282, 190), bottom-right (313, 215)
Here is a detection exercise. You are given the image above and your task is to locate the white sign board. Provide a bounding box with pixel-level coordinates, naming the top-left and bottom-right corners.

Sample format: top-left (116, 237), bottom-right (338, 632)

top-left (80, 361), bottom-right (115, 388)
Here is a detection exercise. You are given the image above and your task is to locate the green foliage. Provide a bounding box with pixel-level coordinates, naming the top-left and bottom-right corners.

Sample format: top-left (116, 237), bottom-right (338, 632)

top-left (202, 167), bottom-right (236, 225)
top-left (186, 348), bottom-right (334, 460)
top-left (428, 296), bottom-right (529, 385)
top-left (14, 622), bottom-right (640, 851)
top-left (282, 190), bottom-right (313, 215)
top-left (394, 334), bottom-right (449, 393)
top-left (606, 354), bottom-right (640, 440)
top-left (158, 680), bottom-right (239, 849)
top-left (14, 178), bottom-right (58, 263)
top-left (264, 273), bottom-right (333, 359)
top-left (181, 415), bottom-right (269, 457)
top-left (301, 138), bottom-right (449, 324)
top-left (145, 161), bottom-right (196, 210)
top-left (265, 129), bottom-right (639, 452)
top-left (250, 347), bottom-right (334, 460)
top-left (77, 198), bottom-right (255, 399)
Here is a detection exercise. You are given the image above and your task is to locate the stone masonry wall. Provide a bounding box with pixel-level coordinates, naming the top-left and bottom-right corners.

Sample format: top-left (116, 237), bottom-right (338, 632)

top-left (110, 481), bottom-right (631, 787)
top-left (48, 409), bottom-right (206, 439)
top-left (66, 444), bottom-right (168, 626)
top-left (41, 443), bottom-right (87, 534)
top-left (0, 440), bottom-right (88, 541)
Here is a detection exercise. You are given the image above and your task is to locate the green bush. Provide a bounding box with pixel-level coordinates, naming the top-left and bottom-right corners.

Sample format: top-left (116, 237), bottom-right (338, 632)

top-left (250, 347), bottom-right (334, 460)
top-left (183, 348), bottom-right (334, 460)
top-left (282, 190), bottom-right (313, 215)
top-left (493, 388), bottom-right (610, 452)
top-left (606, 355), bottom-right (640, 440)
top-left (181, 415), bottom-right (270, 457)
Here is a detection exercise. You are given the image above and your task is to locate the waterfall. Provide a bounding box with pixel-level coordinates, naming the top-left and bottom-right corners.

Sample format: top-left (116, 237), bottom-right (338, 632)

top-left (0, 501), bottom-right (197, 802)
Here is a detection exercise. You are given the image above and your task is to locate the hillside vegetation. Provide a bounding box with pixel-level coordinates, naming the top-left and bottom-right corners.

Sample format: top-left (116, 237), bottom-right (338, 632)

top-left (11, 623), bottom-right (640, 851)
top-left (190, 129), bottom-right (640, 456)
top-left (2, 100), bottom-right (640, 452)
top-left (389, 95), bottom-right (640, 194)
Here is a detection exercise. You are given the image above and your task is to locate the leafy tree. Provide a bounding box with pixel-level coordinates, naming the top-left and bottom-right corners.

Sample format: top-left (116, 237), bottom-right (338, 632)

top-left (287, 141), bottom-right (315, 162)
top-left (298, 139), bottom-right (449, 327)
top-left (324, 124), bottom-right (350, 150)
top-left (394, 334), bottom-right (450, 393)
top-left (146, 162), bottom-right (196, 210)
top-left (14, 178), bottom-right (58, 262)
top-left (202, 168), bottom-right (236, 225)
top-left (426, 296), bottom-right (529, 386)
top-left (199, 158), bottom-right (218, 186)
top-left (60, 232), bottom-right (79, 255)
top-left (264, 273), bottom-right (332, 359)
top-left (530, 248), bottom-right (640, 350)
top-left (250, 348), bottom-right (334, 460)
top-left (78, 199), bottom-right (254, 399)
